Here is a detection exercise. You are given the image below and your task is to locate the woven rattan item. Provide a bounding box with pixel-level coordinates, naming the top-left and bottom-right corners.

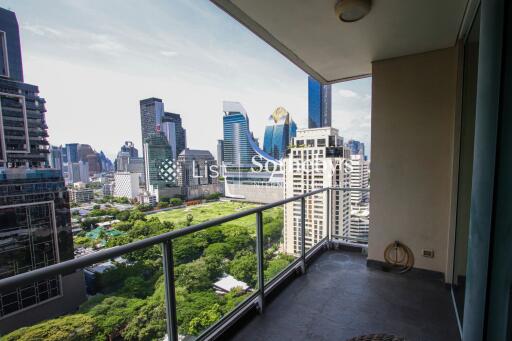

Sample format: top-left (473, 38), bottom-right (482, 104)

top-left (345, 334), bottom-right (406, 341)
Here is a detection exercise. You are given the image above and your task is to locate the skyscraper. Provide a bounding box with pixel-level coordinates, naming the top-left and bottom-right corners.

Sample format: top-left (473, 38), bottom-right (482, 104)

top-left (283, 128), bottom-right (351, 254)
top-left (139, 98), bottom-right (187, 160)
top-left (217, 139), bottom-right (224, 164)
top-left (140, 97), bottom-right (164, 153)
top-left (143, 132), bottom-right (180, 200)
top-left (0, 8), bottom-right (84, 334)
top-left (162, 112), bottom-right (187, 159)
top-left (49, 145), bottom-right (64, 173)
top-left (263, 107), bottom-right (297, 160)
top-left (120, 141), bottom-right (138, 158)
top-left (222, 101), bottom-right (258, 167)
top-left (346, 139), bottom-right (365, 158)
top-left (308, 76), bottom-right (332, 128)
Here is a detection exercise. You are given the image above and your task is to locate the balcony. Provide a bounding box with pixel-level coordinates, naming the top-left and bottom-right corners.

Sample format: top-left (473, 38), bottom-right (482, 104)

top-left (0, 188), bottom-right (460, 340)
top-left (228, 249), bottom-right (459, 341)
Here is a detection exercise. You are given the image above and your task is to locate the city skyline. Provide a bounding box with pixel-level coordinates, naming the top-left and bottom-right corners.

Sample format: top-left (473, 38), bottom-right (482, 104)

top-left (0, 0), bottom-right (371, 160)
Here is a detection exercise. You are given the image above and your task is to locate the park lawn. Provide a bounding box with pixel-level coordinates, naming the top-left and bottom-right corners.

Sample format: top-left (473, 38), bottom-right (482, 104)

top-left (149, 201), bottom-right (259, 229)
top-left (149, 201), bottom-right (284, 233)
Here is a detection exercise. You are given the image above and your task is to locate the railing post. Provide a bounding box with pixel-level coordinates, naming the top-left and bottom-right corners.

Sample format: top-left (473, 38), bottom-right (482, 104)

top-left (300, 196), bottom-right (306, 273)
top-left (327, 188), bottom-right (331, 243)
top-left (256, 211), bottom-right (265, 313)
top-left (162, 240), bottom-right (178, 341)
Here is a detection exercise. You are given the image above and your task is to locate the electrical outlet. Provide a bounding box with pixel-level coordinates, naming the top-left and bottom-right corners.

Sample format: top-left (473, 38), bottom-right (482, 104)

top-left (422, 249), bottom-right (434, 258)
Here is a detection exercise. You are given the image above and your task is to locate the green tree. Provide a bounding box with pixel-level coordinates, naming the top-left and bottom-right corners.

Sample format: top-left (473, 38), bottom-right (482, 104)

top-left (186, 213), bottom-right (194, 226)
top-left (129, 209), bottom-right (146, 221)
top-left (264, 256), bottom-right (292, 281)
top-left (169, 197), bottom-right (183, 206)
top-left (121, 276), bottom-right (153, 298)
top-left (157, 201), bottom-right (169, 209)
top-left (187, 303), bottom-right (222, 335)
top-left (228, 251), bottom-right (257, 287)
top-left (2, 314), bottom-right (97, 341)
top-left (122, 278), bottom-right (167, 341)
top-left (115, 210), bottom-right (131, 221)
top-left (175, 258), bottom-right (214, 292)
top-left (203, 242), bottom-right (231, 260)
top-left (83, 296), bottom-right (144, 340)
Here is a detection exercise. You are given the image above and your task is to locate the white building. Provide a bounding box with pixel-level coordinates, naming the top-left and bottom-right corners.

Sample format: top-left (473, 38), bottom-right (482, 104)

top-left (114, 172), bottom-right (140, 199)
top-left (349, 204), bottom-right (370, 242)
top-left (138, 190), bottom-right (157, 206)
top-left (69, 187), bottom-right (94, 204)
top-left (283, 127), bottom-right (351, 255)
top-left (348, 154), bottom-right (369, 205)
top-left (102, 182), bottom-right (114, 196)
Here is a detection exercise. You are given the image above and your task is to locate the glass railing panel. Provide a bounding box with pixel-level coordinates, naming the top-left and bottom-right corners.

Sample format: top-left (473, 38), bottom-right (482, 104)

top-left (331, 188), bottom-right (369, 245)
top-left (262, 203), bottom-right (299, 285)
top-left (1, 244), bottom-right (166, 341)
top-left (304, 190), bottom-right (330, 253)
top-left (173, 213), bottom-right (257, 339)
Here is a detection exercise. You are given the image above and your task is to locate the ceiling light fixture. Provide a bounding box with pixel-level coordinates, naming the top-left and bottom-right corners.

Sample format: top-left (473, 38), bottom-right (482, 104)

top-left (335, 0), bottom-right (372, 23)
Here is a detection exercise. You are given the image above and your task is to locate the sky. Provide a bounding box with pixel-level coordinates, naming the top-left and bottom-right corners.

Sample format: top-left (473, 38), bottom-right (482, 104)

top-left (0, 0), bottom-right (371, 160)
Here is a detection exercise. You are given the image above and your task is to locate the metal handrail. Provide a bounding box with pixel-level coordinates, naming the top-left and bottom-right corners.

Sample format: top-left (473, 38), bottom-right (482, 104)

top-left (0, 187), bottom-right (370, 340)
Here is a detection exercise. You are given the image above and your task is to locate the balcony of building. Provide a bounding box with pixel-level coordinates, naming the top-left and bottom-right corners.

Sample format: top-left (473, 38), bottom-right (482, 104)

top-left (0, 0), bottom-right (510, 340)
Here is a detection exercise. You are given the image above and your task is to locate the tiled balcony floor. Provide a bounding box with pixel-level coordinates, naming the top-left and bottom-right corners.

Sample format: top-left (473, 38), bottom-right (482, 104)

top-left (228, 250), bottom-right (460, 341)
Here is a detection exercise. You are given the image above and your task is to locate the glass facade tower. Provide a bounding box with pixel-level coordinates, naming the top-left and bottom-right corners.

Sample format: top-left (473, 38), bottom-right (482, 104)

top-left (308, 76), bottom-right (332, 128)
top-left (222, 101), bottom-right (259, 167)
top-left (0, 8), bottom-right (84, 334)
top-left (263, 107), bottom-right (297, 160)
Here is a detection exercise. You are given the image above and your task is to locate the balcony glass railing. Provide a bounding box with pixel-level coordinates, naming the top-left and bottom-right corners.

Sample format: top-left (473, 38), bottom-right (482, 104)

top-left (0, 187), bottom-right (369, 340)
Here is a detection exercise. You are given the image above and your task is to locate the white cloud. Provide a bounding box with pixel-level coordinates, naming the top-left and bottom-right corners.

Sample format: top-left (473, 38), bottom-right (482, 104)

top-left (160, 50), bottom-right (178, 57)
top-left (22, 24), bottom-right (63, 37)
top-left (338, 89), bottom-right (359, 98)
top-left (88, 34), bottom-right (124, 55)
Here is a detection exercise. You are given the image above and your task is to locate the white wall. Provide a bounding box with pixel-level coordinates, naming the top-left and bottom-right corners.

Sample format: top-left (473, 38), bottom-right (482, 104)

top-left (368, 47), bottom-right (459, 278)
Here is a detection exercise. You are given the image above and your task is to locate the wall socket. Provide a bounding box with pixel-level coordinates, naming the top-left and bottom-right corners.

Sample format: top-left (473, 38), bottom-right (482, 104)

top-left (422, 249), bottom-right (435, 258)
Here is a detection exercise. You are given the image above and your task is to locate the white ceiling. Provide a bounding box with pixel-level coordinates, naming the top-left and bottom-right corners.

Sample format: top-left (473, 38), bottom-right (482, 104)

top-left (212, 0), bottom-right (472, 83)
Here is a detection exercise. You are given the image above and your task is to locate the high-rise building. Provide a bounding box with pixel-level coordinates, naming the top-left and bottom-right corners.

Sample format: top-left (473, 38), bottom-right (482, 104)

top-left (140, 97), bottom-right (164, 154)
top-left (143, 132), bottom-right (180, 200)
top-left (217, 140), bottom-right (224, 164)
top-left (114, 172), bottom-right (140, 199)
top-left (222, 101), bottom-right (284, 203)
top-left (0, 8), bottom-right (84, 334)
top-left (65, 143), bottom-right (80, 163)
top-left (120, 141), bottom-right (138, 158)
top-left (127, 157), bottom-right (145, 184)
top-left (140, 98), bottom-right (187, 160)
top-left (69, 186), bottom-right (94, 204)
top-left (283, 128), bottom-right (351, 254)
top-left (162, 112), bottom-right (187, 160)
top-left (222, 101), bottom-right (259, 167)
top-left (115, 151), bottom-right (131, 172)
top-left (98, 151), bottom-right (114, 172)
top-left (346, 139), bottom-right (365, 158)
top-left (263, 107), bottom-right (297, 160)
top-left (308, 76), bottom-right (331, 128)
top-left (348, 154), bottom-right (369, 205)
top-left (115, 142), bottom-right (145, 184)
top-left (49, 145), bottom-right (64, 173)
top-left (177, 149), bottom-right (215, 186)
top-left (349, 206), bottom-right (370, 241)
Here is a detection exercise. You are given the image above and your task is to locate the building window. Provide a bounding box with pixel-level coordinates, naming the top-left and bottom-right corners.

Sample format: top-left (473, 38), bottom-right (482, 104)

top-left (0, 31), bottom-right (8, 77)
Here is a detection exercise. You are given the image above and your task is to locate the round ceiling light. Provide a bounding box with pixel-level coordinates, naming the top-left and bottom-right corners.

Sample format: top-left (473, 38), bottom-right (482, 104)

top-left (335, 0), bottom-right (372, 23)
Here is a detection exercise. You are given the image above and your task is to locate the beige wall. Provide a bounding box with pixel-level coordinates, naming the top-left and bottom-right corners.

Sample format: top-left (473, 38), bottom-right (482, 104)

top-left (368, 47), bottom-right (459, 278)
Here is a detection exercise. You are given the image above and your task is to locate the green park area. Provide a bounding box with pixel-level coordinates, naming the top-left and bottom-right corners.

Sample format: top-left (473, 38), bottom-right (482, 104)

top-left (4, 201), bottom-right (294, 341)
